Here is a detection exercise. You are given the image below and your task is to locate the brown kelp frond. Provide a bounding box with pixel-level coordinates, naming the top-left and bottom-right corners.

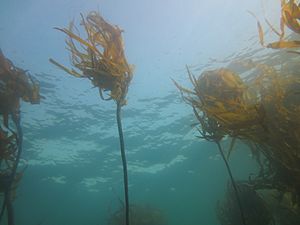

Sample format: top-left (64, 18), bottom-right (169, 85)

top-left (49, 58), bottom-right (83, 78)
top-left (252, 0), bottom-right (300, 50)
top-left (54, 27), bottom-right (102, 56)
top-left (0, 49), bottom-right (41, 128)
top-left (171, 79), bottom-right (196, 96)
top-left (264, 17), bottom-right (282, 37)
top-left (281, 1), bottom-right (300, 34)
top-left (267, 40), bottom-right (300, 48)
top-left (248, 11), bottom-right (265, 47)
top-left (50, 11), bottom-right (133, 105)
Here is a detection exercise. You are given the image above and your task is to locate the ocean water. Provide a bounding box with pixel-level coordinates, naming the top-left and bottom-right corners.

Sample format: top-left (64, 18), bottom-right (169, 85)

top-left (0, 0), bottom-right (284, 225)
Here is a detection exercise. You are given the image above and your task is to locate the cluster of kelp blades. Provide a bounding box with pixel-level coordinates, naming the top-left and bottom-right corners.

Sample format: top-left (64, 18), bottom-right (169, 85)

top-left (49, 11), bottom-right (133, 105)
top-left (174, 1), bottom-right (300, 224)
top-left (0, 50), bottom-right (40, 225)
top-left (175, 61), bottom-right (300, 184)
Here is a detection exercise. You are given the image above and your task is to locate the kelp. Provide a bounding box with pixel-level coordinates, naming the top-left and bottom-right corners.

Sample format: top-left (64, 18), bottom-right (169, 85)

top-left (0, 128), bottom-right (25, 200)
top-left (216, 182), bottom-right (274, 225)
top-left (174, 67), bottom-right (248, 225)
top-left (251, 0), bottom-right (300, 49)
top-left (0, 50), bottom-right (40, 225)
top-left (0, 129), bottom-right (17, 170)
top-left (173, 0), bottom-right (300, 223)
top-left (174, 57), bottom-right (300, 223)
top-left (50, 11), bottom-right (134, 225)
top-left (49, 11), bottom-right (133, 105)
top-left (0, 49), bottom-right (40, 128)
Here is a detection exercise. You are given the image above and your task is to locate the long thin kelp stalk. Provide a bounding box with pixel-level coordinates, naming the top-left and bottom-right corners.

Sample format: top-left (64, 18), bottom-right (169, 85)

top-left (0, 101), bottom-right (23, 225)
top-left (192, 107), bottom-right (246, 225)
top-left (116, 102), bottom-right (129, 225)
top-left (216, 141), bottom-right (246, 225)
top-left (7, 114), bottom-right (23, 225)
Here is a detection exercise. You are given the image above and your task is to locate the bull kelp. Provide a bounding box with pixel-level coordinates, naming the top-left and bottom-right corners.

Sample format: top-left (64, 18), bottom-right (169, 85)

top-left (174, 2), bottom-right (300, 225)
top-left (173, 67), bottom-right (247, 225)
top-left (49, 11), bottom-right (134, 225)
top-left (0, 49), bottom-right (40, 225)
top-left (175, 45), bottom-right (300, 225)
top-left (49, 12), bottom-right (133, 104)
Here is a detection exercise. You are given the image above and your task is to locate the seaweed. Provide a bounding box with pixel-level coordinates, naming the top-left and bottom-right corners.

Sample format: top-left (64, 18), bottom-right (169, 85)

top-left (174, 67), bottom-right (248, 225)
top-left (0, 49), bottom-right (40, 128)
top-left (0, 49), bottom-right (40, 225)
top-left (174, 52), bottom-right (300, 223)
top-left (49, 11), bottom-right (133, 105)
top-left (50, 11), bottom-right (134, 225)
top-left (250, 0), bottom-right (300, 50)
top-left (216, 182), bottom-right (275, 225)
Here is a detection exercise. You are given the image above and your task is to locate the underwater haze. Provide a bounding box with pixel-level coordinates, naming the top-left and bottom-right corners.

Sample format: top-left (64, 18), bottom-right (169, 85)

top-left (0, 0), bottom-right (282, 225)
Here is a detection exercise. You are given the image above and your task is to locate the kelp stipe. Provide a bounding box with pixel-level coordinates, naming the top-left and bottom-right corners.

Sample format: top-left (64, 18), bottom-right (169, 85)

top-left (0, 114), bottom-right (22, 225)
top-left (217, 181), bottom-right (275, 225)
top-left (50, 11), bottom-right (133, 225)
top-left (173, 66), bottom-right (247, 225)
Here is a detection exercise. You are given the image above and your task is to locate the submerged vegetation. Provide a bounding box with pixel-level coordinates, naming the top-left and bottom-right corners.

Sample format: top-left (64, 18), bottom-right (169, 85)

top-left (0, 49), bottom-right (40, 225)
top-left (49, 11), bottom-right (133, 105)
top-left (174, 1), bottom-right (300, 224)
top-left (50, 11), bottom-right (134, 225)
top-left (252, 0), bottom-right (300, 49)
top-left (2, 0), bottom-right (300, 224)
top-left (217, 182), bottom-right (274, 225)
top-left (173, 67), bottom-right (247, 225)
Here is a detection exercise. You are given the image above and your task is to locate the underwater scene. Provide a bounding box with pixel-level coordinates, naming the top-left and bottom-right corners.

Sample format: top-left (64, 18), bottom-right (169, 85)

top-left (1, 0), bottom-right (300, 224)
